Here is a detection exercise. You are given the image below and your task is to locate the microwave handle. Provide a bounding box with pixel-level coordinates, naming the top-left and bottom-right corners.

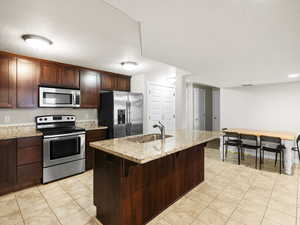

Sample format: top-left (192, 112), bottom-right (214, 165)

top-left (72, 94), bottom-right (76, 105)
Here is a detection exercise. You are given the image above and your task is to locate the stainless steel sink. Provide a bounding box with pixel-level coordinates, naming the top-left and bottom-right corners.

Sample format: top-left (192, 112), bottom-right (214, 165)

top-left (126, 133), bottom-right (172, 143)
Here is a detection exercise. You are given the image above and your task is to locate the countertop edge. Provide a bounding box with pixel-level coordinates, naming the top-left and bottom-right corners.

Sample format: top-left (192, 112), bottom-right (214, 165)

top-left (0, 133), bottom-right (43, 141)
top-left (83, 126), bottom-right (108, 131)
top-left (90, 135), bottom-right (219, 164)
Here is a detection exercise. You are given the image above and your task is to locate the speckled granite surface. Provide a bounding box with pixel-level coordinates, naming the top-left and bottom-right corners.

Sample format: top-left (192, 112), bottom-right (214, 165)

top-left (0, 121), bottom-right (107, 140)
top-left (90, 130), bottom-right (220, 164)
top-left (76, 121), bottom-right (107, 131)
top-left (0, 125), bottom-right (42, 140)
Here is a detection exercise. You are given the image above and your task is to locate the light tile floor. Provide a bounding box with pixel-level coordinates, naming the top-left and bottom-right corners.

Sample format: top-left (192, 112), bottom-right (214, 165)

top-left (1, 147), bottom-right (299, 225)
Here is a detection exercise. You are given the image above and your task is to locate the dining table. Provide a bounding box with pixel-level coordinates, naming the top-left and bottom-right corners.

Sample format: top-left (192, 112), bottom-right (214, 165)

top-left (219, 128), bottom-right (297, 175)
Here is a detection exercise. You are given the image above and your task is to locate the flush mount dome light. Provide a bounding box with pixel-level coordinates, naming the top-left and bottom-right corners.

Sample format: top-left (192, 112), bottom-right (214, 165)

top-left (121, 61), bottom-right (138, 71)
top-left (288, 73), bottom-right (299, 78)
top-left (241, 84), bottom-right (254, 87)
top-left (22, 34), bottom-right (53, 50)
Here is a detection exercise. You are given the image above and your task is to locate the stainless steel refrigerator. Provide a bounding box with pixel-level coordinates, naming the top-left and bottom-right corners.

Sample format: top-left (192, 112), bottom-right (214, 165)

top-left (98, 91), bottom-right (143, 138)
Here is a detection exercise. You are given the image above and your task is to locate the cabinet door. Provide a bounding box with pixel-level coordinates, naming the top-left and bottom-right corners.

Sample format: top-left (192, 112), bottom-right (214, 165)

top-left (0, 54), bottom-right (16, 108)
top-left (101, 72), bottom-right (117, 90)
top-left (16, 58), bottom-right (39, 108)
top-left (117, 77), bottom-right (130, 91)
top-left (61, 66), bottom-right (80, 88)
top-left (86, 129), bottom-right (107, 170)
top-left (80, 69), bottom-right (99, 108)
top-left (40, 62), bottom-right (60, 86)
top-left (0, 139), bottom-right (16, 195)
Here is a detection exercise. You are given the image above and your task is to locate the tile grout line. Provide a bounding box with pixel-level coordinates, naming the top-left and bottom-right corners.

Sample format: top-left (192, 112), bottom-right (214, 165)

top-left (221, 152), bottom-right (278, 225)
top-left (37, 185), bottom-right (63, 225)
top-left (224, 169), bottom-right (256, 225)
top-left (13, 192), bottom-right (26, 225)
top-left (58, 175), bottom-right (96, 223)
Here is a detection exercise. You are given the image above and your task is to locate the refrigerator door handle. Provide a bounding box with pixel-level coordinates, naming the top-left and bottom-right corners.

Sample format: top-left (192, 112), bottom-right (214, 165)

top-left (128, 101), bottom-right (131, 125)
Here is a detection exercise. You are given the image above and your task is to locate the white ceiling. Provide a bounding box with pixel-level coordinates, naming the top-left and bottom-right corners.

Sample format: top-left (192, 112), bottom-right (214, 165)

top-left (0, 0), bottom-right (178, 76)
top-left (104, 0), bottom-right (300, 87)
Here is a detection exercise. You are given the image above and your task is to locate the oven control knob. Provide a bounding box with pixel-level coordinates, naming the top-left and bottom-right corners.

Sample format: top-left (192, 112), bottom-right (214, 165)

top-left (44, 118), bottom-right (47, 121)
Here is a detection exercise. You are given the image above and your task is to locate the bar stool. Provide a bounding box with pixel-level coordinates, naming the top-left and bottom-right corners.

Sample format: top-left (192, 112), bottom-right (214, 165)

top-left (223, 132), bottom-right (242, 164)
top-left (291, 134), bottom-right (300, 161)
top-left (260, 136), bottom-right (285, 174)
top-left (240, 134), bottom-right (260, 169)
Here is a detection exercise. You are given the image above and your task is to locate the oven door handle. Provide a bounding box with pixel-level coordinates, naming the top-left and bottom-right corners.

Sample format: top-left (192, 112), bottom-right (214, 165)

top-left (44, 132), bottom-right (86, 139)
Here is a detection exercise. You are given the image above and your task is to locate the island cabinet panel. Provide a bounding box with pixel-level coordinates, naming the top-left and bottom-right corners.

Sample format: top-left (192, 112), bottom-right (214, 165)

top-left (93, 144), bottom-right (205, 225)
top-left (86, 129), bottom-right (108, 170)
top-left (0, 54), bottom-right (16, 108)
top-left (0, 139), bottom-right (16, 196)
top-left (16, 58), bottom-right (39, 108)
top-left (80, 69), bottom-right (100, 108)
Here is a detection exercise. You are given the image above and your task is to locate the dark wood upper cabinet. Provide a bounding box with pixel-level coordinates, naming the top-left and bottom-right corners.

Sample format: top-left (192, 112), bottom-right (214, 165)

top-left (60, 66), bottom-right (80, 88)
top-left (117, 77), bottom-right (130, 91)
top-left (80, 69), bottom-right (99, 108)
top-left (40, 62), bottom-right (79, 89)
top-left (101, 72), bottom-right (131, 91)
top-left (16, 58), bottom-right (39, 108)
top-left (0, 139), bottom-right (16, 196)
top-left (101, 72), bottom-right (117, 90)
top-left (40, 62), bottom-right (60, 86)
top-left (0, 53), bottom-right (16, 108)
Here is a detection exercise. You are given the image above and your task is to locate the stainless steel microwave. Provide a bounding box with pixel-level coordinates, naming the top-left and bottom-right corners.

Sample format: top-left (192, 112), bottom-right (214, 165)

top-left (39, 87), bottom-right (80, 108)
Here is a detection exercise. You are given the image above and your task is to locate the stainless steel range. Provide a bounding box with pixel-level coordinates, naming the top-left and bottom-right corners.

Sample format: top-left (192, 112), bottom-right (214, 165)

top-left (36, 115), bottom-right (85, 183)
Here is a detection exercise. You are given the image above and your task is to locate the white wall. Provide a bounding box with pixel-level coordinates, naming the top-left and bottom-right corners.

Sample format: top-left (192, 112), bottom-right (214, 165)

top-left (0, 108), bottom-right (97, 125)
top-left (220, 82), bottom-right (300, 133)
top-left (131, 69), bottom-right (185, 132)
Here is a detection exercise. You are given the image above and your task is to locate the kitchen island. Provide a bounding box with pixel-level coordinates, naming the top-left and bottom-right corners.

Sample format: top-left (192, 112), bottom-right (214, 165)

top-left (90, 130), bottom-right (219, 225)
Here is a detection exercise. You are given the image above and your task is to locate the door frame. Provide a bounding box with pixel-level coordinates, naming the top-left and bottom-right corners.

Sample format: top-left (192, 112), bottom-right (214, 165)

top-left (193, 86), bottom-right (206, 130)
top-left (146, 81), bottom-right (176, 133)
top-left (212, 89), bottom-right (220, 131)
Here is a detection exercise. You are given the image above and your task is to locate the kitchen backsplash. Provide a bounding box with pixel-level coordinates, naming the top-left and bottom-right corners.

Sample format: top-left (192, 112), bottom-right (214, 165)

top-left (0, 108), bottom-right (97, 125)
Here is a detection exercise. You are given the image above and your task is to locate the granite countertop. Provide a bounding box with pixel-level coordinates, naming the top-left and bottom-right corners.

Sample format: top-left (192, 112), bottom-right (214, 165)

top-left (80, 125), bottom-right (108, 131)
top-left (76, 121), bottom-right (107, 131)
top-left (0, 126), bottom-right (42, 140)
top-left (90, 130), bottom-right (220, 164)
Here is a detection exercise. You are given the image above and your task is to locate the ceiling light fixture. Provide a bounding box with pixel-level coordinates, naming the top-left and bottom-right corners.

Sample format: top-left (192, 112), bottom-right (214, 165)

top-left (288, 73), bottom-right (299, 78)
top-left (22, 34), bottom-right (53, 50)
top-left (121, 61), bottom-right (138, 71)
top-left (241, 84), bottom-right (254, 87)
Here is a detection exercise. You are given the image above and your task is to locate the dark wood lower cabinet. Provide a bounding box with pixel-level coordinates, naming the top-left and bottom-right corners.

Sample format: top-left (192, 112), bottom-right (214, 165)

top-left (0, 136), bottom-right (42, 195)
top-left (86, 129), bottom-right (108, 170)
top-left (93, 144), bottom-right (205, 225)
top-left (0, 139), bottom-right (16, 195)
top-left (16, 136), bottom-right (42, 190)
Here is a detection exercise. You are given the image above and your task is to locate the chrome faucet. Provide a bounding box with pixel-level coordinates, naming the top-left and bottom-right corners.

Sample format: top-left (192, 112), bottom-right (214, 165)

top-left (153, 121), bottom-right (165, 139)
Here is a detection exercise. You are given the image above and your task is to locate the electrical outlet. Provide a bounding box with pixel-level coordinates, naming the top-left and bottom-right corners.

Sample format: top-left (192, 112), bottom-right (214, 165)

top-left (4, 115), bottom-right (10, 123)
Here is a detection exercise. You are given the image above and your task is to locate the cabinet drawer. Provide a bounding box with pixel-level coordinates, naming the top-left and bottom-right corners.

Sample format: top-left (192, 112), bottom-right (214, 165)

top-left (17, 162), bottom-right (42, 184)
top-left (17, 136), bottom-right (42, 149)
top-left (17, 146), bottom-right (42, 166)
top-left (86, 129), bottom-right (107, 141)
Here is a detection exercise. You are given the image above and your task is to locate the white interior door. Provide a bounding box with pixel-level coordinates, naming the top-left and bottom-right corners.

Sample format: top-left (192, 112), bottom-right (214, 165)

top-left (193, 87), bottom-right (206, 130)
top-left (212, 89), bottom-right (220, 131)
top-left (147, 83), bottom-right (175, 133)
